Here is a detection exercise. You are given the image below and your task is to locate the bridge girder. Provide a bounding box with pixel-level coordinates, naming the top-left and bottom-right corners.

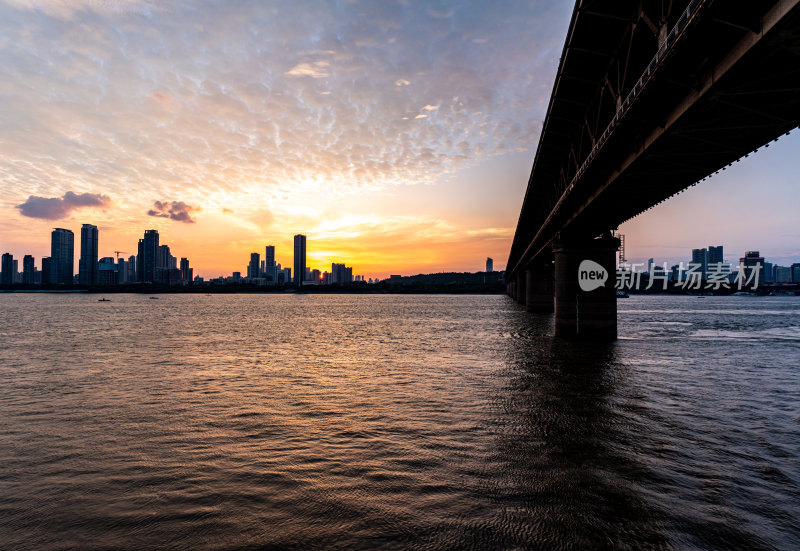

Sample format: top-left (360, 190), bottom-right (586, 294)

top-left (508, 0), bottom-right (800, 278)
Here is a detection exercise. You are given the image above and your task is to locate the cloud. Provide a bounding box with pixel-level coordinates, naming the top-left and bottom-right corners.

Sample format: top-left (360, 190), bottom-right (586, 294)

top-left (247, 208), bottom-right (274, 231)
top-left (285, 61), bottom-right (330, 78)
top-left (16, 191), bottom-right (112, 220)
top-left (0, 0), bottom-right (573, 220)
top-left (147, 200), bottom-right (199, 223)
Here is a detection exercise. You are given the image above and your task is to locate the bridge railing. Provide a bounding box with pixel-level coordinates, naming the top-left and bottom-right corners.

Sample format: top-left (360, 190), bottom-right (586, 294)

top-left (568, 0), bottom-right (705, 195)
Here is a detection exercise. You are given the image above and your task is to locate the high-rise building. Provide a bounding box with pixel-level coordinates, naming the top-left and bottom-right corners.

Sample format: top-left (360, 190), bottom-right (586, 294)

top-left (691, 248), bottom-right (708, 279)
top-left (138, 230), bottom-right (159, 282)
top-left (22, 255), bottom-right (34, 284)
top-left (1, 253), bottom-right (13, 285)
top-left (739, 251), bottom-right (765, 284)
top-left (774, 266), bottom-right (792, 283)
top-left (764, 262), bottom-right (774, 282)
top-left (127, 255), bottom-right (136, 283)
top-left (265, 245), bottom-right (276, 283)
top-left (180, 258), bottom-right (193, 283)
top-left (51, 228), bottom-right (75, 285)
top-left (157, 245), bottom-right (171, 270)
top-left (41, 257), bottom-right (51, 285)
top-left (118, 257), bottom-right (127, 284)
top-left (708, 245), bottom-right (723, 264)
top-left (331, 262), bottom-right (353, 284)
top-left (486, 257), bottom-right (493, 273)
top-left (78, 224), bottom-right (99, 286)
top-left (792, 263), bottom-right (800, 283)
top-left (98, 257), bottom-right (118, 286)
top-left (247, 253), bottom-right (260, 279)
top-left (293, 234), bottom-right (306, 287)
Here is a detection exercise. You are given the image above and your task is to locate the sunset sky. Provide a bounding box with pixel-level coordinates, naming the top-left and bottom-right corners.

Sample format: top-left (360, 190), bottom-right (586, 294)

top-left (1, 0), bottom-right (798, 279)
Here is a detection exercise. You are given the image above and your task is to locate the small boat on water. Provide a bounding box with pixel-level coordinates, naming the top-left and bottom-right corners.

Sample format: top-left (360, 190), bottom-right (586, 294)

top-left (149, 296), bottom-right (159, 299)
top-left (98, 298), bottom-right (110, 302)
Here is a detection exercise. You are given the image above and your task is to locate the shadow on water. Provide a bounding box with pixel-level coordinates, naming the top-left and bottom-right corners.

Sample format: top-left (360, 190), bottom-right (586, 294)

top-left (484, 309), bottom-right (671, 550)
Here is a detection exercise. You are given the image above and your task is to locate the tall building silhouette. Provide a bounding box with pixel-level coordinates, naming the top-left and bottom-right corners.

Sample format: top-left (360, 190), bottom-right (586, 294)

top-left (180, 257), bottom-right (192, 283)
top-left (127, 255), bottom-right (136, 283)
top-left (691, 248), bottom-right (708, 278)
top-left (51, 228), bottom-right (74, 285)
top-left (265, 245), bottom-right (276, 283)
top-left (247, 252), bottom-right (260, 279)
top-left (22, 255), bottom-right (34, 284)
top-left (137, 229), bottom-right (159, 283)
top-left (1, 253), bottom-right (13, 285)
top-left (739, 251), bottom-right (765, 283)
top-left (41, 257), bottom-right (51, 285)
top-left (331, 262), bottom-right (353, 284)
top-left (293, 234), bottom-right (306, 287)
top-left (117, 257), bottom-right (128, 284)
top-left (486, 257), bottom-right (493, 272)
top-left (708, 245), bottom-right (723, 264)
top-left (79, 224), bottom-right (99, 286)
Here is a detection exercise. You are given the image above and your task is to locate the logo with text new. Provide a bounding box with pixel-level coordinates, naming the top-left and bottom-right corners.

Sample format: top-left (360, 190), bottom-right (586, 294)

top-left (578, 260), bottom-right (608, 292)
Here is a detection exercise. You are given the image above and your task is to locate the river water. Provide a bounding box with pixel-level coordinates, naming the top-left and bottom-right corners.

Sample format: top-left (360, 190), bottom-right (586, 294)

top-left (0, 294), bottom-right (798, 550)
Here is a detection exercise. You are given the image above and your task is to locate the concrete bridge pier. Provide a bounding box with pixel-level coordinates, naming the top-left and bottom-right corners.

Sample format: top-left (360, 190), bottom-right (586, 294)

top-left (515, 272), bottom-right (527, 305)
top-left (553, 233), bottom-right (620, 340)
top-left (525, 262), bottom-right (554, 313)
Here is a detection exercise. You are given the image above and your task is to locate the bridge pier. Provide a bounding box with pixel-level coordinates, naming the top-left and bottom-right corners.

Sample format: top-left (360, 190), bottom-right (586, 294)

top-left (515, 272), bottom-right (527, 305)
top-left (553, 234), bottom-right (619, 340)
top-left (525, 262), bottom-right (554, 313)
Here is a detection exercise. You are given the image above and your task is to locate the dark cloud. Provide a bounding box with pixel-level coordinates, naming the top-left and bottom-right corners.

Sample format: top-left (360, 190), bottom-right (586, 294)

top-left (147, 200), bottom-right (199, 223)
top-left (16, 191), bottom-right (112, 220)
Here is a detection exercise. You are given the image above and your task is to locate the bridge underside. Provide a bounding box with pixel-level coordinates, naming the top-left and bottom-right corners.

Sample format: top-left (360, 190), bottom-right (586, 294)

top-left (507, 0), bottom-right (800, 339)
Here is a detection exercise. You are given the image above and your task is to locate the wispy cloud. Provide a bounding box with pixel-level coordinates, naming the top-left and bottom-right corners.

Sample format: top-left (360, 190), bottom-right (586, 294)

top-left (0, 0), bottom-right (575, 274)
top-left (16, 191), bottom-right (112, 220)
top-left (285, 61), bottom-right (330, 79)
top-left (0, 0), bottom-right (567, 207)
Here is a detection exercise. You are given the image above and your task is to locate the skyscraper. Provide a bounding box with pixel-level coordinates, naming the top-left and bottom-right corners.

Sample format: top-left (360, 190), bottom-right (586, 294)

top-left (247, 252), bottom-right (260, 279)
top-left (293, 234), bottom-right (306, 287)
top-left (691, 248), bottom-right (708, 279)
top-left (265, 245), bottom-right (276, 283)
top-left (739, 251), bottom-right (765, 284)
top-left (51, 228), bottom-right (74, 285)
top-left (117, 257), bottom-right (127, 284)
top-left (22, 255), bottom-right (34, 284)
top-left (708, 245), bottom-right (723, 264)
top-left (486, 257), bottom-right (493, 272)
top-left (137, 230), bottom-right (159, 283)
top-left (97, 257), bottom-right (118, 286)
top-left (331, 262), bottom-right (353, 284)
top-left (180, 257), bottom-right (192, 283)
top-left (79, 224), bottom-right (99, 286)
top-left (1, 253), bottom-right (13, 285)
top-left (41, 257), bottom-right (51, 285)
top-left (127, 255), bottom-right (136, 283)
